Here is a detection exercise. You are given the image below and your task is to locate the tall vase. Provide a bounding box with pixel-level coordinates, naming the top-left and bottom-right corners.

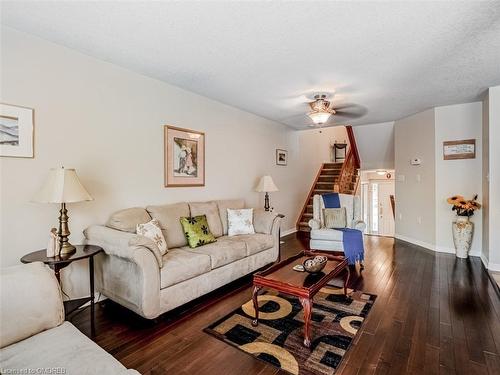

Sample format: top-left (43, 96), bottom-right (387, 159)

top-left (452, 216), bottom-right (473, 259)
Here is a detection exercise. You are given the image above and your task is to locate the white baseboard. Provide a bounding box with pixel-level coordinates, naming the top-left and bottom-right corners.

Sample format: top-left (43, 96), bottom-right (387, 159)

top-left (488, 262), bottom-right (500, 272)
top-left (478, 251), bottom-right (500, 271)
top-left (281, 228), bottom-right (297, 237)
top-left (435, 245), bottom-right (481, 257)
top-left (395, 234), bottom-right (436, 251)
top-left (481, 253), bottom-right (489, 269)
top-left (395, 234), bottom-right (483, 258)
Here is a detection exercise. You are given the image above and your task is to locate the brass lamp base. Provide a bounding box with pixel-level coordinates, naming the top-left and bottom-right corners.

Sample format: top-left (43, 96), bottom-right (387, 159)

top-left (57, 202), bottom-right (76, 256)
top-left (59, 242), bottom-right (76, 256)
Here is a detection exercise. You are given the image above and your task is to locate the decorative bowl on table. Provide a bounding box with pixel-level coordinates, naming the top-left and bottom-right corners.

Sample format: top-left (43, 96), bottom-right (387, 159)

top-left (303, 255), bottom-right (328, 274)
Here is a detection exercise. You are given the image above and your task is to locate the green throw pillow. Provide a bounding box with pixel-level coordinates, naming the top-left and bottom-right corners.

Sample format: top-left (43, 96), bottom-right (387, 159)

top-left (180, 215), bottom-right (217, 248)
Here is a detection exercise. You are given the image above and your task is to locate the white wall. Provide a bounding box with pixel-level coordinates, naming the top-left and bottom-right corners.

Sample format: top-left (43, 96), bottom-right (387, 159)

top-left (0, 28), bottom-right (304, 297)
top-left (487, 86), bottom-right (500, 270)
top-left (394, 102), bottom-right (486, 257)
top-left (482, 93), bottom-right (490, 264)
top-left (290, 126), bottom-right (348, 215)
top-left (394, 109), bottom-right (436, 248)
top-left (353, 122), bottom-right (395, 170)
top-left (434, 102), bottom-right (483, 256)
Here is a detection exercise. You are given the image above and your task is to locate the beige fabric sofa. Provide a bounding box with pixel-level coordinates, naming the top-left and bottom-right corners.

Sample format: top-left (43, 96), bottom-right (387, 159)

top-left (84, 199), bottom-right (281, 319)
top-left (0, 262), bottom-right (138, 374)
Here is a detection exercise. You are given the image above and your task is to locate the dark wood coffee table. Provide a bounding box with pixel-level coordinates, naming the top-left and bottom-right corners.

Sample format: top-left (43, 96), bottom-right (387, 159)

top-left (251, 250), bottom-right (349, 348)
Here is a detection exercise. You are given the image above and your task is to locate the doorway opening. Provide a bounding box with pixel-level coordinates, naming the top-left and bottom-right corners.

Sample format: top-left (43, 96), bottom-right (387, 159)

top-left (360, 170), bottom-right (395, 237)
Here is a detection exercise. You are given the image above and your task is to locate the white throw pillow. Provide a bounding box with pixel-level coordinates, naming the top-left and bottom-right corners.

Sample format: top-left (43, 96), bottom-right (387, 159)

top-left (136, 219), bottom-right (168, 255)
top-left (227, 208), bottom-right (255, 236)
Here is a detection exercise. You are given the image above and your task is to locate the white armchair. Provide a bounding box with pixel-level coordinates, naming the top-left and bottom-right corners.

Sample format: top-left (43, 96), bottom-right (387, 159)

top-left (308, 194), bottom-right (366, 252)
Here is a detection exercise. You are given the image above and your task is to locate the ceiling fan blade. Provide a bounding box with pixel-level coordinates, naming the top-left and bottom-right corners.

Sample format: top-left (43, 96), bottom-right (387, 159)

top-left (332, 102), bottom-right (356, 109)
top-left (333, 103), bottom-right (367, 119)
top-left (333, 110), bottom-right (365, 119)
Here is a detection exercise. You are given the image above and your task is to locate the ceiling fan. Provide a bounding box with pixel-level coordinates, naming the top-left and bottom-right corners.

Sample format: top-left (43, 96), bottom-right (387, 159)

top-left (306, 93), bottom-right (365, 126)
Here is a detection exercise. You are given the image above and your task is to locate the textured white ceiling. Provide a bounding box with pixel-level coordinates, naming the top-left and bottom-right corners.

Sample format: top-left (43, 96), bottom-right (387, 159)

top-left (2, 1), bottom-right (500, 129)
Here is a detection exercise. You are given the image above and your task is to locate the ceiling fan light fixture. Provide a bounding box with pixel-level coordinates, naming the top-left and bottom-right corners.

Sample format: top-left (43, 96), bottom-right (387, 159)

top-left (307, 111), bottom-right (332, 125)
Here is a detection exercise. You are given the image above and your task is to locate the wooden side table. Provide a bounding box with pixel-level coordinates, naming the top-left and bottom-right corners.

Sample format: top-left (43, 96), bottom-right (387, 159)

top-left (21, 244), bottom-right (103, 337)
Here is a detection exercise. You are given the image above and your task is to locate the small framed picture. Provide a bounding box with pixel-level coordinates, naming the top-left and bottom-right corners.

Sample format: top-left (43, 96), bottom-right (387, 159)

top-left (164, 125), bottom-right (205, 187)
top-left (443, 139), bottom-right (475, 160)
top-left (0, 103), bottom-right (34, 158)
top-left (276, 149), bottom-right (287, 166)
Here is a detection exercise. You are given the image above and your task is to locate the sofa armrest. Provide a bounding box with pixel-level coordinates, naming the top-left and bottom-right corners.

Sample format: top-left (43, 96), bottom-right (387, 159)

top-left (84, 225), bottom-right (161, 319)
top-left (254, 209), bottom-right (280, 234)
top-left (352, 220), bottom-right (366, 232)
top-left (308, 219), bottom-right (321, 230)
top-left (84, 225), bottom-right (162, 267)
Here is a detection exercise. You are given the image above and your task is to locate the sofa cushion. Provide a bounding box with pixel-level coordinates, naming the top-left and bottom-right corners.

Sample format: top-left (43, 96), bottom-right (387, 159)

top-left (189, 201), bottom-right (223, 238)
top-left (160, 248), bottom-right (211, 289)
top-left (147, 202), bottom-right (190, 248)
top-left (180, 215), bottom-right (217, 248)
top-left (216, 199), bottom-right (245, 235)
top-left (106, 207), bottom-right (151, 233)
top-left (0, 321), bottom-right (136, 374)
top-left (227, 233), bottom-right (274, 256)
top-left (310, 228), bottom-right (344, 241)
top-left (181, 236), bottom-right (247, 269)
top-left (1, 263), bottom-right (64, 348)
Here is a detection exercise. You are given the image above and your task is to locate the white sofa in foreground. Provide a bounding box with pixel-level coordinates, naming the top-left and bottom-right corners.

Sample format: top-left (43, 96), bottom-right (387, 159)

top-left (0, 262), bottom-right (138, 374)
top-left (84, 199), bottom-right (282, 319)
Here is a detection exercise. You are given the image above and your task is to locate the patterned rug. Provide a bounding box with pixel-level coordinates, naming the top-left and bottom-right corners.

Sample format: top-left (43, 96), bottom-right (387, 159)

top-left (205, 285), bottom-right (376, 375)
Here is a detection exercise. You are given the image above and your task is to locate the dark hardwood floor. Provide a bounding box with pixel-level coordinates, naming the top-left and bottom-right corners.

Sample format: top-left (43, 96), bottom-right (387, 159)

top-left (72, 234), bottom-right (500, 375)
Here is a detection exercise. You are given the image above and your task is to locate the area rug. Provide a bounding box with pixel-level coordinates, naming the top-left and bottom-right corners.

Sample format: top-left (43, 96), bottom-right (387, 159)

top-left (204, 286), bottom-right (376, 375)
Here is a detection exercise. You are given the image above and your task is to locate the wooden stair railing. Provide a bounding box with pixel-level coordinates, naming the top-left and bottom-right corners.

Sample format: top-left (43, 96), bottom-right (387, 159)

top-left (338, 126), bottom-right (361, 195)
top-left (296, 125), bottom-right (362, 233)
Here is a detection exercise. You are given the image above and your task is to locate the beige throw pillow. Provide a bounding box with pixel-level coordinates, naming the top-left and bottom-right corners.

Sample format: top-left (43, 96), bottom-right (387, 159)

top-left (136, 219), bottom-right (168, 255)
top-left (227, 208), bottom-right (255, 236)
top-left (323, 207), bottom-right (347, 229)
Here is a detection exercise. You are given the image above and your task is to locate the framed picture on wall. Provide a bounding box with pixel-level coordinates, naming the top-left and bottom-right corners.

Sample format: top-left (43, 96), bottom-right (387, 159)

top-left (276, 149), bottom-right (287, 166)
top-left (0, 103), bottom-right (34, 158)
top-left (164, 125), bottom-right (205, 187)
top-left (443, 139), bottom-right (475, 160)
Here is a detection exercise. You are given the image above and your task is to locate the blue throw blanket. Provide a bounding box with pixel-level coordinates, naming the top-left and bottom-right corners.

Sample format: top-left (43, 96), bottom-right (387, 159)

top-left (322, 193), bottom-right (364, 265)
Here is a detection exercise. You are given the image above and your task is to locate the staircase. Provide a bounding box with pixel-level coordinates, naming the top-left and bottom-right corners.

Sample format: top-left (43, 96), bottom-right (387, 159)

top-left (296, 125), bottom-right (361, 233)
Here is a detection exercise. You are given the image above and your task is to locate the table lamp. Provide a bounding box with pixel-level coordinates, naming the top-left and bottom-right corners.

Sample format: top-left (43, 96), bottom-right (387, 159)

top-left (255, 175), bottom-right (279, 211)
top-left (33, 167), bottom-right (93, 255)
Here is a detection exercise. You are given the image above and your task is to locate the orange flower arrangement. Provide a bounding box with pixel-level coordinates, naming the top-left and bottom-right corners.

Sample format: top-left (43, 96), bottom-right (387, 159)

top-left (447, 194), bottom-right (481, 217)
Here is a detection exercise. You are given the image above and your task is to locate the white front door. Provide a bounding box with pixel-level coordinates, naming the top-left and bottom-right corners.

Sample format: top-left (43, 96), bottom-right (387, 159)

top-left (376, 181), bottom-right (395, 237)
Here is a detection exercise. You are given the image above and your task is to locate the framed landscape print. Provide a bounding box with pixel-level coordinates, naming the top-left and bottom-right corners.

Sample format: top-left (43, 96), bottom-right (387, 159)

top-left (164, 125), bottom-right (205, 187)
top-left (276, 149), bottom-right (287, 166)
top-left (0, 103), bottom-right (34, 158)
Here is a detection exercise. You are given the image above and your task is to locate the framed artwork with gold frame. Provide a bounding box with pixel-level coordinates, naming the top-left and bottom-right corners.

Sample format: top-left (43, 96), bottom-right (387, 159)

top-left (164, 125), bottom-right (205, 187)
top-left (0, 103), bottom-right (34, 158)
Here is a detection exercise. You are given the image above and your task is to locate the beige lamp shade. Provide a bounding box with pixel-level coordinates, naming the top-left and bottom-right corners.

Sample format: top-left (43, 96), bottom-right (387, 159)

top-left (33, 167), bottom-right (93, 203)
top-left (255, 175), bottom-right (279, 193)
